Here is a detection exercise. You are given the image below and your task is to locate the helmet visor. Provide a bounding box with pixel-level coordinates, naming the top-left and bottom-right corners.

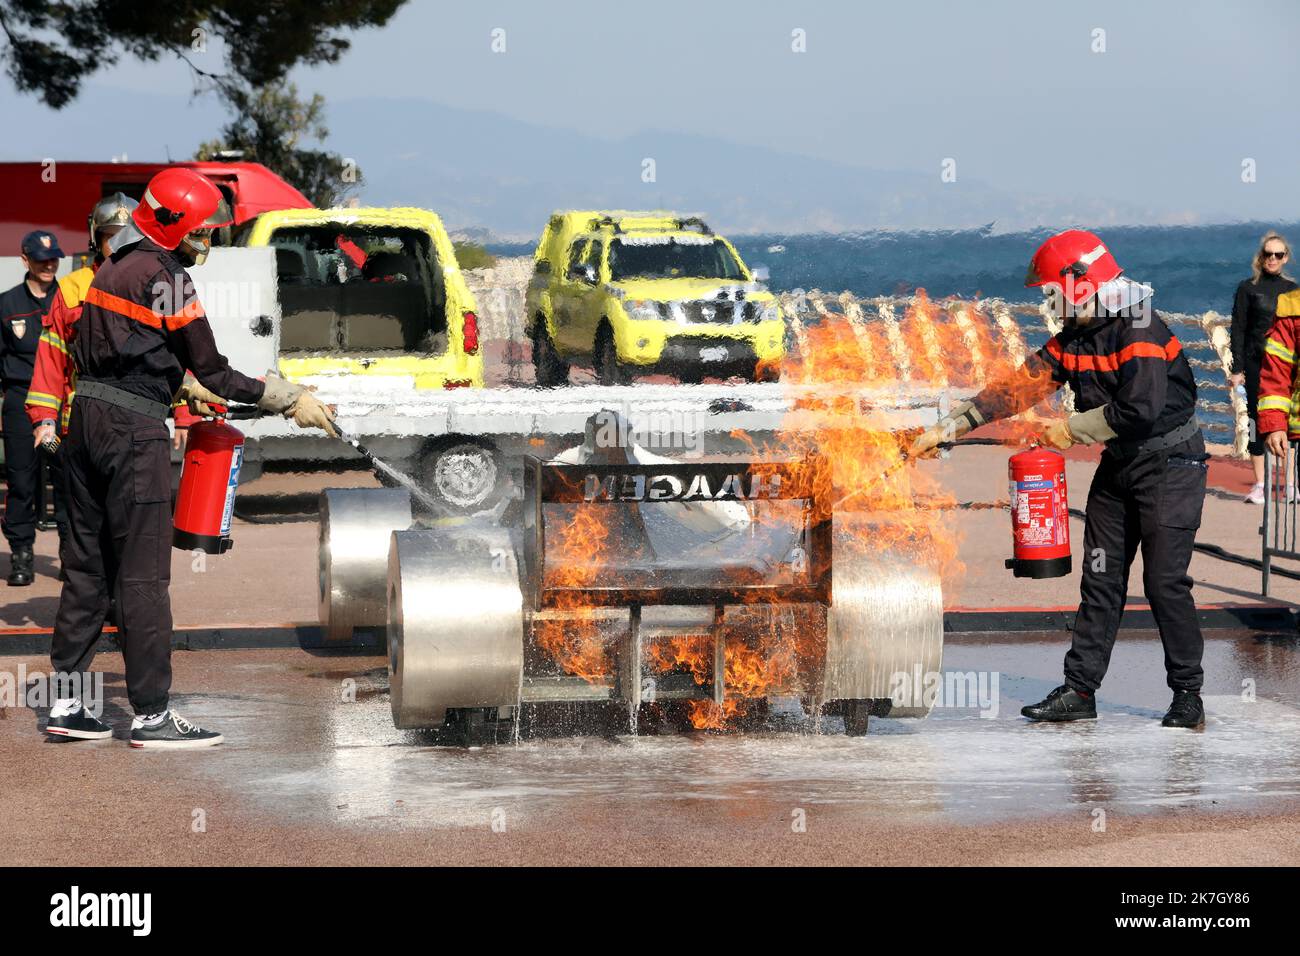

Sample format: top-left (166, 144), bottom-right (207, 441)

top-left (202, 197), bottom-right (234, 229)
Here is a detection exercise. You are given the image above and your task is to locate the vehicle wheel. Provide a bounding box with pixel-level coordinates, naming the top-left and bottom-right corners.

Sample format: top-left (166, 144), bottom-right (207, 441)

top-left (594, 323), bottom-right (632, 386)
top-left (531, 318), bottom-right (569, 387)
top-left (416, 438), bottom-right (504, 517)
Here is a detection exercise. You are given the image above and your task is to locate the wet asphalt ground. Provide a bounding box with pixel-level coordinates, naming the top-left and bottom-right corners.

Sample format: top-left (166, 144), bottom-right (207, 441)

top-left (2, 628), bottom-right (1297, 866)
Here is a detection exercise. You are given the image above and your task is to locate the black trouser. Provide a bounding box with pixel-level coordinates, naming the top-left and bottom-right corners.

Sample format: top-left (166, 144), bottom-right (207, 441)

top-left (49, 396), bottom-right (174, 715)
top-left (35, 445), bottom-right (68, 534)
top-left (1244, 355), bottom-right (1265, 457)
top-left (2, 384), bottom-right (43, 550)
top-left (1066, 434), bottom-right (1207, 694)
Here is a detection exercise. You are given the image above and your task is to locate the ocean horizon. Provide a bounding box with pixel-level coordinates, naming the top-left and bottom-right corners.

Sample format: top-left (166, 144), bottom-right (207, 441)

top-left (489, 219), bottom-right (1300, 316)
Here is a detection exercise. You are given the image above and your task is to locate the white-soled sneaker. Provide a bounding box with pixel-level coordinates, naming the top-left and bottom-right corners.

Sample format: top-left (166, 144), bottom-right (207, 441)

top-left (1245, 483), bottom-right (1265, 504)
top-left (45, 703), bottom-right (112, 740)
top-left (129, 711), bottom-right (224, 749)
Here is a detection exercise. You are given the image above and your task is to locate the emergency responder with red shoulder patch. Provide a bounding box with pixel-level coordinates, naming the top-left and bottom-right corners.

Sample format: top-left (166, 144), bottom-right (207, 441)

top-left (44, 167), bottom-right (337, 748)
top-left (1, 230), bottom-right (65, 586)
top-left (911, 229), bottom-right (1208, 729)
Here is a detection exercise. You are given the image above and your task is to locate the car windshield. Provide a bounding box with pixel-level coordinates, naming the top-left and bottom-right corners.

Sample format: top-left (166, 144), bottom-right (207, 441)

top-left (608, 237), bottom-right (747, 281)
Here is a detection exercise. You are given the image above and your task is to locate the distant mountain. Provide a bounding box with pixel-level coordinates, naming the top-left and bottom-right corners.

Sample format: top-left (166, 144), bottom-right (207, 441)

top-left (2, 87), bottom-right (1193, 236)
top-left (325, 96), bottom-right (1169, 238)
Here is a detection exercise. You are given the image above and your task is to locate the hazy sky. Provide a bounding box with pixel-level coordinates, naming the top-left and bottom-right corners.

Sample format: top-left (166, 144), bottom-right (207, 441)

top-left (4, 0), bottom-right (1298, 228)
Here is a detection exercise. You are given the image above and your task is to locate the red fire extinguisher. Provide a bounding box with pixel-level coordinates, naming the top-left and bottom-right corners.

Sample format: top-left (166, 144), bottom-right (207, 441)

top-left (1005, 443), bottom-right (1071, 578)
top-left (173, 417), bottom-right (245, 554)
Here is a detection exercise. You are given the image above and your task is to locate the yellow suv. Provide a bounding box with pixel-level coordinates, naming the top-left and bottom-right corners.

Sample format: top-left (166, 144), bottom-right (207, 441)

top-left (525, 211), bottom-right (785, 385)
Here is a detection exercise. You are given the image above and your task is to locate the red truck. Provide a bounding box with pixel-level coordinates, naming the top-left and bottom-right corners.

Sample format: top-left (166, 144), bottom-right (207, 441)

top-left (0, 160), bottom-right (312, 256)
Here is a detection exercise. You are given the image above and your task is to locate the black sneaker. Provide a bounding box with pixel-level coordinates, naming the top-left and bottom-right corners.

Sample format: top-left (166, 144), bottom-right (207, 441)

top-left (129, 711), bottom-right (224, 749)
top-left (45, 705), bottom-right (112, 740)
top-left (1162, 690), bottom-right (1205, 728)
top-left (1021, 684), bottom-right (1097, 722)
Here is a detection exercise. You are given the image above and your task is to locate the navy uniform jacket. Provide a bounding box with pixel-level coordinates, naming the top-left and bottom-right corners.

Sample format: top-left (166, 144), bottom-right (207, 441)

top-left (73, 238), bottom-right (265, 407)
top-left (0, 278), bottom-right (56, 387)
top-left (972, 307), bottom-right (1198, 442)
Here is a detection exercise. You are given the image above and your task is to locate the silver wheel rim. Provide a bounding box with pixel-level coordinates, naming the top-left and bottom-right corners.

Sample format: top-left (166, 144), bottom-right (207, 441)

top-left (433, 444), bottom-right (498, 509)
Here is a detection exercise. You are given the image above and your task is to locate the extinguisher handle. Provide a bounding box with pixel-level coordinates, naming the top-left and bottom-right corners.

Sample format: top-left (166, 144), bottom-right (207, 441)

top-left (221, 404), bottom-right (264, 421)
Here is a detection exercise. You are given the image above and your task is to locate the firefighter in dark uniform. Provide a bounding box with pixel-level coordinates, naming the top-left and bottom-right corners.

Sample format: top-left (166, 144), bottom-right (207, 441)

top-left (43, 168), bottom-right (337, 748)
top-left (0, 230), bottom-right (65, 587)
top-left (911, 229), bottom-right (1208, 729)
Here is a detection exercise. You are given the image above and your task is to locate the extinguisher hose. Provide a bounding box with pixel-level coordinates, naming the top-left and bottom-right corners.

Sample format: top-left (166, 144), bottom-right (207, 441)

top-left (332, 427), bottom-right (443, 514)
top-left (833, 437), bottom-right (1022, 510)
top-left (220, 405), bottom-right (444, 514)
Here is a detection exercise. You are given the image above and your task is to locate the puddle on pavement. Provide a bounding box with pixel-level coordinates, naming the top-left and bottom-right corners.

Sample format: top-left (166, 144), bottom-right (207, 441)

top-left (169, 632), bottom-right (1300, 829)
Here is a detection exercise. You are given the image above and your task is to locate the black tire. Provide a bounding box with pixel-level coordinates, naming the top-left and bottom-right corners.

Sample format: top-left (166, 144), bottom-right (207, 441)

top-left (594, 323), bottom-right (632, 386)
top-left (531, 318), bottom-right (569, 387)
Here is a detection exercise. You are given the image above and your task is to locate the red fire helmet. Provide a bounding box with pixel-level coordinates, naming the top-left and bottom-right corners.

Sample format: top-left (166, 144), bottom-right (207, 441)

top-left (132, 167), bottom-right (233, 250)
top-left (1024, 229), bottom-right (1123, 305)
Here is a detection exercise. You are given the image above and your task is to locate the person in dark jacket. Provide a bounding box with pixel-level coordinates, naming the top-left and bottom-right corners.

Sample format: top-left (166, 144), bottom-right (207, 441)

top-left (911, 229), bottom-right (1207, 729)
top-left (0, 230), bottom-right (64, 587)
top-left (1230, 231), bottom-right (1295, 502)
top-left (43, 168), bottom-right (338, 749)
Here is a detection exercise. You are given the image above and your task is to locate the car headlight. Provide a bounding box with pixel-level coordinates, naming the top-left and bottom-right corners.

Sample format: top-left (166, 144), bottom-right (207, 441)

top-left (624, 299), bottom-right (663, 322)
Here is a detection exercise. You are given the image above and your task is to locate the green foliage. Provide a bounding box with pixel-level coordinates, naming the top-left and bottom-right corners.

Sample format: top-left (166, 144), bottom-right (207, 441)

top-left (453, 242), bottom-right (497, 270)
top-left (0, 1), bottom-right (404, 108)
top-left (0, 1), bottom-right (404, 206)
top-left (196, 81), bottom-right (359, 208)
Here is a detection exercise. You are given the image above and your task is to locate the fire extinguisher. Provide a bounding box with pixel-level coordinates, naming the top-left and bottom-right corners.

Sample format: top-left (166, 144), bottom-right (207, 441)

top-left (1005, 443), bottom-right (1071, 578)
top-left (173, 416), bottom-right (245, 555)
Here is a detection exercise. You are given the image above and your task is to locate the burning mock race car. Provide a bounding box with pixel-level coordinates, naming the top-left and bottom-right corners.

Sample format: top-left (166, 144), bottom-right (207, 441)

top-left (318, 411), bottom-right (943, 742)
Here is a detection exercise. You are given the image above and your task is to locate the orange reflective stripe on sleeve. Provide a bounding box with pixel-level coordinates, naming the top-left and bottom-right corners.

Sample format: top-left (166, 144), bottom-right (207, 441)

top-left (1050, 338), bottom-right (1181, 373)
top-left (83, 286), bottom-right (206, 332)
top-left (161, 298), bottom-right (205, 331)
top-left (83, 287), bottom-right (162, 329)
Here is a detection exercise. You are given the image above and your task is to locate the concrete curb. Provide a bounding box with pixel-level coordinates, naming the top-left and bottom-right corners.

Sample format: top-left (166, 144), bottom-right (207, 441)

top-left (0, 605), bottom-right (1293, 656)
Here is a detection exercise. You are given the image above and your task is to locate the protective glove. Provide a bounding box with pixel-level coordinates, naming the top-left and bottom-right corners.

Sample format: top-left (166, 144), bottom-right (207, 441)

top-left (1042, 419), bottom-right (1075, 450)
top-left (174, 372), bottom-right (227, 417)
top-left (909, 400), bottom-right (985, 459)
top-left (1065, 405), bottom-right (1118, 445)
top-left (288, 389), bottom-right (338, 438)
top-left (257, 371), bottom-right (337, 436)
top-left (257, 371), bottom-right (306, 414)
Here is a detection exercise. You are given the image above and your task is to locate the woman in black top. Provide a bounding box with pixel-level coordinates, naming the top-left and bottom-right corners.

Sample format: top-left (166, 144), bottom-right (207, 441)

top-left (1231, 231), bottom-right (1296, 502)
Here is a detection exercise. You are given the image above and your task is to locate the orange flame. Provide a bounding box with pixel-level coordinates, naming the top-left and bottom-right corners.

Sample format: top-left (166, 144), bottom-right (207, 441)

top-left (532, 292), bottom-right (1059, 723)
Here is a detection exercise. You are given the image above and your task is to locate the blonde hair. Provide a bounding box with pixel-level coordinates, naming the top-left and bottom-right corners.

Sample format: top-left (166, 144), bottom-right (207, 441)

top-left (1252, 230), bottom-right (1293, 283)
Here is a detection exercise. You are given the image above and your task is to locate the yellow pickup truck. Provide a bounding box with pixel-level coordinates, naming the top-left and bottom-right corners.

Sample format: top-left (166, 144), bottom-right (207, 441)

top-left (525, 211), bottom-right (785, 385)
top-left (242, 207), bottom-right (484, 389)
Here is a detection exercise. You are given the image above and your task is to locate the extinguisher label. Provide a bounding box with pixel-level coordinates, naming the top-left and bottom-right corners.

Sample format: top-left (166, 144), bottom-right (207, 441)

top-left (1011, 477), bottom-right (1069, 549)
top-left (219, 444), bottom-right (244, 538)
